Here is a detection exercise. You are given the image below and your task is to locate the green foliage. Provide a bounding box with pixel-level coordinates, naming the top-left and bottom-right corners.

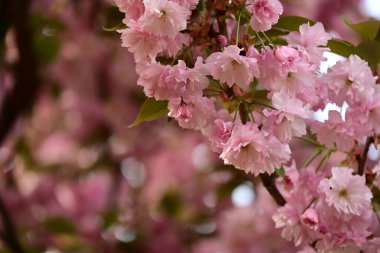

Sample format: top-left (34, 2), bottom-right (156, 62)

top-left (45, 216), bottom-right (76, 234)
top-left (355, 40), bottom-right (380, 67)
top-left (102, 209), bottom-right (119, 228)
top-left (327, 38), bottom-right (356, 58)
top-left (275, 167), bottom-right (285, 177)
top-left (31, 14), bottom-right (65, 64)
top-left (159, 190), bottom-right (183, 216)
top-left (128, 97), bottom-right (169, 128)
top-left (273, 16), bottom-right (316, 31)
top-left (344, 18), bottom-right (380, 40)
top-left (102, 6), bottom-right (126, 34)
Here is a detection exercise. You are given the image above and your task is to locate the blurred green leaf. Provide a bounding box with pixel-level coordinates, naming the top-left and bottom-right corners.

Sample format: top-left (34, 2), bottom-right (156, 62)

top-left (45, 216), bottom-right (76, 234)
top-left (102, 209), bottom-right (118, 228)
top-left (273, 16), bottom-right (316, 31)
top-left (327, 38), bottom-right (356, 57)
top-left (31, 14), bottom-right (65, 64)
top-left (102, 6), bottom-right (125, 36)
top-left (159, 190), bottom-right (183, 217)
top-left (355, 40), bottom-right (380, 67)
top-left (128, 97), bottom-right (168, 128)
top-left (344, 18), bottom-right (380, 40)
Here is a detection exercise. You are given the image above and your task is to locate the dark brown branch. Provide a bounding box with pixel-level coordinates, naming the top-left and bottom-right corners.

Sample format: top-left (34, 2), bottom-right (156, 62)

top-left (0, 195), bottom-right (25, 253)
top-left (358, 136), bottom-right (374, 176)
top-left (0, 0), bottom-right (40, 145)
top-left (260, 173), bottom-right (286, 206)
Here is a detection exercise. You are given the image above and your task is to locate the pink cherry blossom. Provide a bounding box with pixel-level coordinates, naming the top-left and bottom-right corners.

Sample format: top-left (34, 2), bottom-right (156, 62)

top-left (137, 58), bottom-right (208, 100)
top-left (115, 0), bottom-right (145, 22)
top-left (300, 208), bottom-right (319, 231)
top-left (311, 110), bottom-right (356, 152)
top-left (318, 167), bottom-right (372, 215)
top-left (263, 92), bottom-right (311, 142)
top-left (169, 96), bottom-right (216, 130)
top-left (324, 55), bottom-right (376, 107)
top-left (274, 46), bottom-right (301, 70)
top-left (140, 0), bottom-right (191, 38)
top-left (206, 45), bottom-right (260, 91)
top-left (220, 122), bottom-right (290, 175)
top-left (286, 22), bottom-right (331, 65)
top-left (247, 0), bottom-right (283, 32)
top-left (203, 114), bottom-right (234, 152)
top-left (118, 22), bottom-right (167, 62)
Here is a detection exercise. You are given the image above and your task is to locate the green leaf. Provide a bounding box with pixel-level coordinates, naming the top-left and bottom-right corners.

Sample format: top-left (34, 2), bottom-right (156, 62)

top-left (344, 18), bottom-right (380, 40)
top-left (355, 40), bottom-right (380, 67)
top-left (128, 97), bottom-right (168, 128)
top-left (275, 167), bottom-right (285, 177)
top-left (273, 16), bottom-right (316, 31)
top-left (45, 216), bottom-right (76, 234)
top-left (327, 38), bottom-right (356, 57)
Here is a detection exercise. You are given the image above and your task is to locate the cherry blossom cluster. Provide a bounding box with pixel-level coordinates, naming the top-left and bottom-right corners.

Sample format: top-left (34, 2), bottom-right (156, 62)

top-left (115, 0), bottom-right (380, 251)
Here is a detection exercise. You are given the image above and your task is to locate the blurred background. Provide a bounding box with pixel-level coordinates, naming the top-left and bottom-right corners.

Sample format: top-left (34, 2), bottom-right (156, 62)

top-left (0, 0), bottom-right (379, 252)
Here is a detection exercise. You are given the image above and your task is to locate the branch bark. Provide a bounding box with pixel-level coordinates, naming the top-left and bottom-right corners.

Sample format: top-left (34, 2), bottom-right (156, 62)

top-left (260, 173), bottom-right (286, 206)
top-left (0, 196), bottom-right (25, 253)
top-left (358, 136), bottom-right (374, 176)
top-left (0, 0), bottom-right (40, 145)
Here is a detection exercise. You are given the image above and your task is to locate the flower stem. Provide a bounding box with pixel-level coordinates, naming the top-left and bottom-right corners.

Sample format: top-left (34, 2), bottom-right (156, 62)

top-left (235, 11), bottom-right (242, 46)
top-left (302, 149), bottom-right (323, 168)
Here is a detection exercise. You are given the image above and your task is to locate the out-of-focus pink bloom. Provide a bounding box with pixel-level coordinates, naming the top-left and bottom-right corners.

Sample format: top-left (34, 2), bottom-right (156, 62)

top-left (318, 167), bottom-right (372, 215)
top-left (247, 0), bottom-right (283, 32)
top-left (140, 0), bottom-right (191, 38)
top-left (206, 45), bottom-right (260, 91)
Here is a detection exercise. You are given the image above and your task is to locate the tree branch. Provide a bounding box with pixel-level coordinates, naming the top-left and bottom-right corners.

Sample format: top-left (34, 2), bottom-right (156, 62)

top-left (0, 0), bottom-right (40, 145)
top-left (260, 173), bottom-right (286, 206)
top-left (358, 136), bottom-right (374, 176)
top-left (0, 195), bottom-right (25, 253)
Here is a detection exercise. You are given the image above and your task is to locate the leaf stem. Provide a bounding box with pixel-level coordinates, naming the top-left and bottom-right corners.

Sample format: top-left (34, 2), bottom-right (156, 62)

top-left (235, 11), bottom-right (242, 46)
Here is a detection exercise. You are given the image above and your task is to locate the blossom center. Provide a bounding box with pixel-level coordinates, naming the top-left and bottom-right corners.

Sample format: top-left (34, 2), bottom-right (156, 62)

top-left (231, 60), bottom-right (240, 70)
top-left (339, 188), bottom-right (348, 197)
top-left (159, 10), bottom-right (167, 19)
top-left (240, 145), bottom-right (250, 152)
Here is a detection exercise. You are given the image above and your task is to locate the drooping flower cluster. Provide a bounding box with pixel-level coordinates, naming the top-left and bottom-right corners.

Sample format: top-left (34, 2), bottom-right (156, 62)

top-left (116, 0), bottom-right (380, 251)
top-left (273, 166), bottom-right (374, 251)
